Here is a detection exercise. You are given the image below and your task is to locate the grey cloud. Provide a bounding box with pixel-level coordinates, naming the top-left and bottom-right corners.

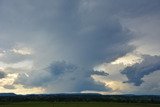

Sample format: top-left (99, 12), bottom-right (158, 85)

top-left (110, 0), bottom-right (160, 17)
top-left (138, 71), bottom-right (160, 95)
top-left (0, 51), bottom-right (32, 63)
top-left (0, 0), bottom-right (134, 67)
top-left (0, 71), bottom-right (6, 79)
top-left (93, 71), bottom-right (109, 77)
top-left (15, 61), bottom-right (110, 93)
top-left (0, 0), bottom-right (159, 94)
top-left (3, 85), bottom-right (15, 89)
top-left (121, 55), bottom-right (160, 86)
top-left (77, 0), bottom-right (160, 19)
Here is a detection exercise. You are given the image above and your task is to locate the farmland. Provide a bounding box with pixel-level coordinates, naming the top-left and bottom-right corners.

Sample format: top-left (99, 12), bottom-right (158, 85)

top-left (0, 102), bottom-right (160, 107)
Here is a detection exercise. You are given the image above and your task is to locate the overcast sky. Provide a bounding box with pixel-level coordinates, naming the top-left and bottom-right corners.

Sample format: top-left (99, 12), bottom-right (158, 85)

top-left (0, 0), bottom-right (160, 95)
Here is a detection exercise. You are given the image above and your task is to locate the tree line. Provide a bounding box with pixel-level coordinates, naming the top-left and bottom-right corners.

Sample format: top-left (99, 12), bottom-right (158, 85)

top-left (0, 94), bottom-right (160, 104)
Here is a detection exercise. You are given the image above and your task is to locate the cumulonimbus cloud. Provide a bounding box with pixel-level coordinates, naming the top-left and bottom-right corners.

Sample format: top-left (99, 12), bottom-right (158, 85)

top-left (0, 0), bottom-right (160, 94)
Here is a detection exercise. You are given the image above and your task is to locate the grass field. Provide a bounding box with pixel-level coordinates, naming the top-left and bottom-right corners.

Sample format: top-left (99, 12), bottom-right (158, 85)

top-left (0, 102), bottom-right (160, 107)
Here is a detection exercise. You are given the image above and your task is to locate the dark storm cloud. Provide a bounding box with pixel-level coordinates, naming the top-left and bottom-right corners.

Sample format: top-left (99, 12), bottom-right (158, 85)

top-left (42, 2), bottom-right (135, 67)
top-left (1, 0), bottom-right (160, 93)
top-left (93, 70), bottom-right (109, 77)
top-left (121, 55), bottom-right (160, 86)
top-left (0, 71), bottom-right (6, 79)
top-left (15, 61), bottom-right (110, 93)
top-left (110, 0), bottom-right (160, 16)
top-left (0, 0), bottom-right (134, 67)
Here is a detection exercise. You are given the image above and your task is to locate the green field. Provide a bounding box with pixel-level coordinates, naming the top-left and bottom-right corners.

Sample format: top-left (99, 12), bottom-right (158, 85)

top-left (0, 102), bottom-right (160, 107)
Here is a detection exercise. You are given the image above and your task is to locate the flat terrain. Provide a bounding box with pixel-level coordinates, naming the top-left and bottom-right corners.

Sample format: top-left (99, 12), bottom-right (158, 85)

top-left (0, 102), bottom-right (160, 107)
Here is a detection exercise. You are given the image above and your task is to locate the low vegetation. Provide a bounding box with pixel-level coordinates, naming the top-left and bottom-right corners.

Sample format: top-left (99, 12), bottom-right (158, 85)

top-left (0, 94), bottom-right (160, 107)
top-left (1, 102), bottom-right (160, 107)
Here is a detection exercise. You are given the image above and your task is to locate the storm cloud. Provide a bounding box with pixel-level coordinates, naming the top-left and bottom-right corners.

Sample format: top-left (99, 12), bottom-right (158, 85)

top-left (0, 0), bottom-right (135, 67)
top-left (0, 0), bottom-right (160, 94)
top-left (16, 61), bottom-right (110, 93)
top-left (9, 0), bottom-right (135, 93)
top-left (122, 55), bottom-right (160, 86)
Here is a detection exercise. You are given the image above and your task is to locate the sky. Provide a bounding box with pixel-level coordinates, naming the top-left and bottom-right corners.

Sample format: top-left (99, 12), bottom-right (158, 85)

top-left (0, 0), bottom-right (160, 95)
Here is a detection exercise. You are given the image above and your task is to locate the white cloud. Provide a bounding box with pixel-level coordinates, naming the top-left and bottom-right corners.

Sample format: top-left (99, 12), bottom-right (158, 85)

top-left (0, 60), bottom-right (33, 73)
top-left (0, 73), bottom-right (18, 86)
top-left (0, 84), bottom-right (44, 95)
top-left (11, 47), bottom-right (33, 55)
top-left (111, 53), bottom-right (142, 66)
